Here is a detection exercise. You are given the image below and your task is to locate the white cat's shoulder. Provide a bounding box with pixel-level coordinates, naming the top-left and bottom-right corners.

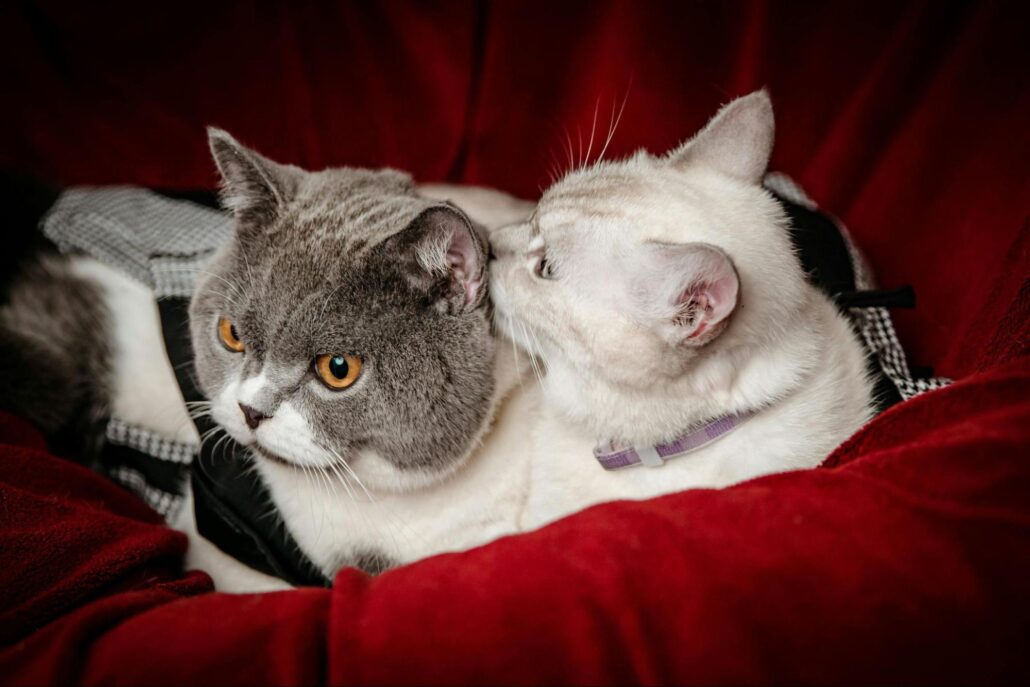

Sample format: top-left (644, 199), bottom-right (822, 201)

top-left (522, 290), bottom-right (873, 531)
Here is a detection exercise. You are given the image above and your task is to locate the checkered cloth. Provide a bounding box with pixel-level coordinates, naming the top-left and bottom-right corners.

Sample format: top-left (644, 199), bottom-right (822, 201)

top-left (765, 173), bottom-right (952, 400)
top-left (43, 186), bottom-right (232, 297)
top-left (42, 188), bottom-right (232, 518)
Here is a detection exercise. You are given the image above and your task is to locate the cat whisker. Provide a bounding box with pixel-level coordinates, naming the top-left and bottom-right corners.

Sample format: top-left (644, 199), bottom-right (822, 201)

top-left (198, 423), bottom-right (222, 440)
top-left (546, 149), bottom-right (562, 187)
top-left (219, 434), bottom-right (237, 461)
top-left (205, 290), bottom-right (242, 308)
top-left (324, 461), bottom-right (384, 552)
top-left (322, 447), bottom-right (417, 562)
top-left (524, 322), bottom-right (549, 385)
top-left (563, 128), bottom-right (576, 177)
top-left (507, 310), bottom-right (525, 386)
top-left (207, 431), bottom-right (231, 463)
top-left (318, 282), bottom-right (345, 320)
top-left (165, 267), bottom-right (249, 301)
top-left (576, 124), bottom-right (584, 170)
top-left (309, 462), bottom-right (338, 545)
top-left (518, 321), bottom-right (546, 387)
top-left (187, 402), bottom-right (213, 418)
top-left (239, 245), bottom-right (258, 291)
top-left (583, 99), bottom-right (600, 171)
top-left (197, 423), bottom-right (225, 452)
top-left (318, 451), bottom-right (392, 553)
top-left (314, 465), bottom-right (337, 540)
top-left (298, 463), bottom-right (325, 545)
top-left (324, 446), bottom-right (376, 504)
top-left (323, 460), bottom-right (354, 501)
top-left (597, 85), bottom-right (631, 165)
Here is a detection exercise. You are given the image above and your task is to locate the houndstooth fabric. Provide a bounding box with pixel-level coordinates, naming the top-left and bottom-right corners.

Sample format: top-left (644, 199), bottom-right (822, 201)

top-left (849, 307), bottom-right (952, 398)
top-left (42, 186), bottom-right (233, 297)
top-left (42, 188), bottom-right (233, 519)
top-left (764, 172), bottom-right (951, 400)
top-left (109, 465), bottom-right (184, 518)
top-left (105, 418), bottom-right (196, 465)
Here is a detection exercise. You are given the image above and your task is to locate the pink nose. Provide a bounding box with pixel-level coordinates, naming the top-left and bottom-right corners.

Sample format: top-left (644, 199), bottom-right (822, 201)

top-left (239, 403), bottom-right (269, 430)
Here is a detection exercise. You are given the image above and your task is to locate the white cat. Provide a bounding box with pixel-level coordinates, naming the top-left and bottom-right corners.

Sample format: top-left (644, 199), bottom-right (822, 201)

top-left (489, 90), bottom-right (874, 529)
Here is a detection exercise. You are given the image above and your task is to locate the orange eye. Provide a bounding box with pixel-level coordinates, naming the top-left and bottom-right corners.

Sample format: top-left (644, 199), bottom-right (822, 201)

top-left (218, 317), bottom-right (245, 352)
top-left (314, 353), bottom-right (362, 390)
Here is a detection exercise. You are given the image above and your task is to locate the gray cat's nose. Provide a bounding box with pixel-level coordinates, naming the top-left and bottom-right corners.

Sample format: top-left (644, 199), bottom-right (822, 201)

top-left (239, 403), bottom-right (270, 430)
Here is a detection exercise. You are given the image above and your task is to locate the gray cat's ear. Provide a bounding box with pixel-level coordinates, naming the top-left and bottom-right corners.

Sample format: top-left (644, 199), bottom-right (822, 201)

top-left (667, 90), bottom-right (774, 184)
top-left (207, 127), bottom-right (298, 225)
top-left (635, 243), bottom-right (739, 347)
top-left (394, 205), bottom-right (487, 311)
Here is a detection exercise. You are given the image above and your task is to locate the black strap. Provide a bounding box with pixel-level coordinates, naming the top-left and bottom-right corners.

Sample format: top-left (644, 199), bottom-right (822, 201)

top-left (771, 192), bottom-right (911, 412)
top-left (158, 297), bottom-right (330, 587)
top-left (777, 193), bottom-right (857, 297)
top-left (834, 286), bottom-right (915, 310)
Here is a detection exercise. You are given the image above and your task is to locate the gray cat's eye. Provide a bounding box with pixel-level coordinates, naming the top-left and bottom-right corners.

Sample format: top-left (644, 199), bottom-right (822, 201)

top-left (217, 316), bottom-right (245, 352)
top-left (314, 353), bottom-right (363, 390)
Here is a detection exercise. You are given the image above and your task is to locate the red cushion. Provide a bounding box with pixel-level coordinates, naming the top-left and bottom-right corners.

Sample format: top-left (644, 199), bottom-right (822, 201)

top-left (0, 2), bottom-right (1027, 683)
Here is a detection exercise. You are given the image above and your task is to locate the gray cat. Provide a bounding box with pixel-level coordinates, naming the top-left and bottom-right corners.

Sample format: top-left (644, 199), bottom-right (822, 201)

top-left (0, 131), bottom-right (534, 590)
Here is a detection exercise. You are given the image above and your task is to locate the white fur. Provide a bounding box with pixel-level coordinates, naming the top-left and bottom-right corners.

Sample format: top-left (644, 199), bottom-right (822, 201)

top-left (236, 371), bottom-right (268, 406)
top-left (489, 90), bottom-right (874, 528)
top-left (71, 258), bottom-right (199, 445)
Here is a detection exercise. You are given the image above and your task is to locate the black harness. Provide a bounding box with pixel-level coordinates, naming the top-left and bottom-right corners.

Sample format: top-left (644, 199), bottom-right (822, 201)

top-left (158, 296), bottom-right (331, 587)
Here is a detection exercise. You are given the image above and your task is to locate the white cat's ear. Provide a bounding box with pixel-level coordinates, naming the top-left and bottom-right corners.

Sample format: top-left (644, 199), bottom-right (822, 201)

top-left (667, 90), bottom-right (774, 184)
top-left (636, 243), bottom-right (739, 346)
top-left (207, 127), bottom-right (299, 225)
top-left (395, 204), bottom-right (487, 311)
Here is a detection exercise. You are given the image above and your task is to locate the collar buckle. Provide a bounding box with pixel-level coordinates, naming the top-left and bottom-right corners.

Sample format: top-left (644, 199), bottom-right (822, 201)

top-left (593, 410), bottom-right (756, 471)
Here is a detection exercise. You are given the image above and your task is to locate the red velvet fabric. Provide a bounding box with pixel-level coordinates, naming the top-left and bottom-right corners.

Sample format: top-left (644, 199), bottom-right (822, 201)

top-left (1, 1), bottom-right (1028, 684)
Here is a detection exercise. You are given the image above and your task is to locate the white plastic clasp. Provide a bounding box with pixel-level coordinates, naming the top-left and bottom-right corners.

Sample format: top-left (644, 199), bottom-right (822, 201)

top-left (636, 445), bottom-right (664, 468)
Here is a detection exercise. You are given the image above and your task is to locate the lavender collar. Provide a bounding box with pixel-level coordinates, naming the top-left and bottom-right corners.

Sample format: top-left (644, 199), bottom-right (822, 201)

top-left (593, 410), bottom-right (757, 471)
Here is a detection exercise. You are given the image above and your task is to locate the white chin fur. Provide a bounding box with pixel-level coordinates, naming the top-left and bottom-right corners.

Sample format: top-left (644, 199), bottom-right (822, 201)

top-left (253, 402), bottom-right (337, 467)
top-left (213, 383), bottom-right (462, 493)
top-left (212, 386), bottom-right (334, 467)
top-left (350, 446), bottom-right (471, 493)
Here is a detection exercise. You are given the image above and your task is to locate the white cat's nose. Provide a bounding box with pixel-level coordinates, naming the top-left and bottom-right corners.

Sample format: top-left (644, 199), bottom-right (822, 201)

top-left (488, 221), bottom-right (530, 259)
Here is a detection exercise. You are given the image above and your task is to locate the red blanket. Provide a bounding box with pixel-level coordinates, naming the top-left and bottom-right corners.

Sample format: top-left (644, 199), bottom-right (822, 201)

top-left (1, 1), bottom-right (1028, 683)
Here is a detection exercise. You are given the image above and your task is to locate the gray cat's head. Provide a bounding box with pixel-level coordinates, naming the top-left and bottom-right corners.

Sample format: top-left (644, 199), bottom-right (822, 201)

top-left (190, 129), bottom-right (493, 492)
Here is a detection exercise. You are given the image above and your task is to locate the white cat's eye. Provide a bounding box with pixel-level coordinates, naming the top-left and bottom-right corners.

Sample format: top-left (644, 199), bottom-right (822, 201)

top-left (533, 255), bottom-right (555, 280)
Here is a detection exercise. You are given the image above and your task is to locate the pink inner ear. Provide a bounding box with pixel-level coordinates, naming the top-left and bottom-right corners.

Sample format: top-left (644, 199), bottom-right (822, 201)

top-left (447, 229), bottom-right (483, 305)
top-left (676, 267), bottom-right (739, 341)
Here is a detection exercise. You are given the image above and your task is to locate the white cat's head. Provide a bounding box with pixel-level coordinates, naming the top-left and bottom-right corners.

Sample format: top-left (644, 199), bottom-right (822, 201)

top-left (491, 91), bottom-right (813, 443)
